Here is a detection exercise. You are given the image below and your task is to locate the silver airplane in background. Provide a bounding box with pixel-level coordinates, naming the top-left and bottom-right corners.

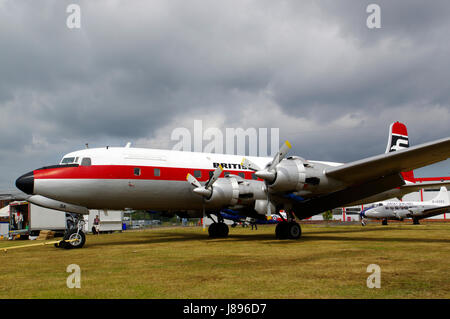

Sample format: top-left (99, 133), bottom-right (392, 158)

top-left (360, 186), bottom-right (450, 225)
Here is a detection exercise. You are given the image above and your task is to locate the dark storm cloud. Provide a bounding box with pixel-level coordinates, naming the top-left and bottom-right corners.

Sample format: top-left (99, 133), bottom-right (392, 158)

top-left (0, 0), bottom-right (449, 191)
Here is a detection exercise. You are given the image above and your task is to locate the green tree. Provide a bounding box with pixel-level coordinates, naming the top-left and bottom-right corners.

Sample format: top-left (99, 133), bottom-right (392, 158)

top-left (322, 210), bottom-right (333, 221)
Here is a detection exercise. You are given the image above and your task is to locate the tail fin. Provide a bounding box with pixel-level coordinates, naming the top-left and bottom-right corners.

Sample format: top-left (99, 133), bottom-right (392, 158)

top-left (431, 187), bottom-right (450, 205)
top-left (385, 121), bottom-right (415, 181)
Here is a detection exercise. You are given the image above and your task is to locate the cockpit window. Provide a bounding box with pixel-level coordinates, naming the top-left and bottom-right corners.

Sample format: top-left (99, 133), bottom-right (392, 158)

top-left (61, 157), bottom-right (76, 164)
top-left (81, 158), bottom-right (92, 166)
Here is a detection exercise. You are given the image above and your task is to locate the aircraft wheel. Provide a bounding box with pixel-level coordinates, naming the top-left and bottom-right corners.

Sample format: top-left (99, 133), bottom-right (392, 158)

top-left (208, 223), bottom-right (228, 238)
top-left (63, 229), bottom-right (86, 249)
top-left (287, 222), bottom-right (302, 240)
top-left (208, 223), bottom-right (218, 238)
top-left (413, 218), bottom-right (420, 225)
top-left (382, 219), bottom-right (388, 226)
top-left (221, 223), bottom-right (229, 237)
top-left (275, 222), bottom-right (288, 239)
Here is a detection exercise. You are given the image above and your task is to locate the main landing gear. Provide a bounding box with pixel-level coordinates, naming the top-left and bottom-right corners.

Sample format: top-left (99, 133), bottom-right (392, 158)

top-left (412, 217), bottom-right (420, 225)
top-left (275, 212), bottom-right (302, 240)
top-left (55, 218), bottom-right (86, 249)
top-left (207, 214), bottom-right (229, 238)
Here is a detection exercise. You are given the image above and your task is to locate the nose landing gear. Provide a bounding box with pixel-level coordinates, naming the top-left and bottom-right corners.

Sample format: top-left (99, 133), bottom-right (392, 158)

top-left (56, 218), bottom-right (86, 249)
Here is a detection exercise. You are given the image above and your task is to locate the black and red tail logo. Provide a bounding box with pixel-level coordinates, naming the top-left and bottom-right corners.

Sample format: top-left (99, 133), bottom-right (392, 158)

top-left (386, 121), bottom-right (409, 153)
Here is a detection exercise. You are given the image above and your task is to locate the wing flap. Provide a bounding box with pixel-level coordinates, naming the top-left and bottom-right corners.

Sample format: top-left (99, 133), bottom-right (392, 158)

top-left (416, 205), bottom-right (450, 219)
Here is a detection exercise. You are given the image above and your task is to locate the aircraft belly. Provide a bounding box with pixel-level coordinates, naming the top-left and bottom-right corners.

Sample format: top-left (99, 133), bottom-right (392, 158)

top-left (35, 179), bottom-right (204, 210)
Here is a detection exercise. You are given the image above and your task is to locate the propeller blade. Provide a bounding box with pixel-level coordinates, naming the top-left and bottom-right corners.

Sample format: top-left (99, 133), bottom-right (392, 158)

top-left (205, 165), bottom-right (223, 189)
top-left (186, 173), bottom-right (201, 188)
top-left (241, 157), bottom-right (261, 171)
top-left (268, 140), bottom-right (292, 171)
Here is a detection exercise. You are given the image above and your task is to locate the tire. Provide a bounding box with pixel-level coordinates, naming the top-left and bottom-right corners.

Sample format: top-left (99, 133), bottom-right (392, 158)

top-left (287, 222), bottom-right (301, 240)
top-left (220, 223), bottom-right (229, 237)
top-left (208, 223), bottom-right (229, 238)
top-left (208, 223), bottom-right (218, 238)
top-left (275, 222), bottom-right (288, 239)
top-left (382, 219), bottom-right (388, 226)
top-left (62, 229), bottom-right (86, 249)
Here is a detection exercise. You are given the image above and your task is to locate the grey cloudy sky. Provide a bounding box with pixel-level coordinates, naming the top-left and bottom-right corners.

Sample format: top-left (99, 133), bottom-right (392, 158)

top-left (1, 0), bottom-right (449, 192)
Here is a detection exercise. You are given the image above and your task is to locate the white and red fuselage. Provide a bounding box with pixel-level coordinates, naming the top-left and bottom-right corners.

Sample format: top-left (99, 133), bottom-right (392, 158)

top-left (19, 146), bottom-right (340, 215)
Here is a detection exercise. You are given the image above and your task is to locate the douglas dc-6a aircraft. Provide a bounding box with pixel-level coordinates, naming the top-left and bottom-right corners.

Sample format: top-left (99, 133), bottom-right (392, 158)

top-left (360, 186), bottom-right (450, 226)
top-left (15, 124), bottom-right (450, 248)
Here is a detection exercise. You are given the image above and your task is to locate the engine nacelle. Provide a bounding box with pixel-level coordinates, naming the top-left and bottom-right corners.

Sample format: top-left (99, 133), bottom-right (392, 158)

top-left (268, 158), bottom-right (307, 192)
top-left (407, 208), bottom-right (424, 217)
top-left (205, 176), bottom-right (266, 208)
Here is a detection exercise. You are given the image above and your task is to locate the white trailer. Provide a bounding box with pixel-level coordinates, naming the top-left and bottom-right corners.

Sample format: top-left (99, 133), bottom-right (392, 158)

top-left (84, 210), bottom-right (123, 233)
top-left (8, 201), bottom-right (67, 237)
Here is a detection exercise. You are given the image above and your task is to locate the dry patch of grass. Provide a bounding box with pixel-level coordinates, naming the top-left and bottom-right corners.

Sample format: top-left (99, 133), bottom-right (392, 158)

top-left (0, 223), bottom-right (449, 298)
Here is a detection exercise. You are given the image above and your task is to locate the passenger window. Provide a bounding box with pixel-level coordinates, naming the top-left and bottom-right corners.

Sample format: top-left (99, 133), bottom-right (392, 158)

top-left (154, 168), bottom-right (160, 177)
top-left (194, 170), bottom-right (201, 178)
top-left (134, 168), bottom-right (141, 176)
top-left (252, 173), bottom-right (258, 180)
top-left (81, 158), bottom-right (91, 166)
top-left (238, 172), bottom-right (245, 178)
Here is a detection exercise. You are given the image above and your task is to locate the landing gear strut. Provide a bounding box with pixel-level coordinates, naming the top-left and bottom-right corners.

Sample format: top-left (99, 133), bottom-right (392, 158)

top-left (412, 218), bottom-right (420, 225)
top-left (56, 218), bottom-right (86, 249)
top-left (275, 211), bottom-right (302, 240)
top-left (207, 214), bottom-right (229, 238)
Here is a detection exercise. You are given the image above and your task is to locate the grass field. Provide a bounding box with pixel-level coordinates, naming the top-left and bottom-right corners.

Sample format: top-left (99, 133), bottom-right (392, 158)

top-left (1, 223), bottom-right (449, 299)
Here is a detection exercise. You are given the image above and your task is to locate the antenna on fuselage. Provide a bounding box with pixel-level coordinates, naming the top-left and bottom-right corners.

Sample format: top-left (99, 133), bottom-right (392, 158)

top-left (85, 143), bottom-right (89, 149)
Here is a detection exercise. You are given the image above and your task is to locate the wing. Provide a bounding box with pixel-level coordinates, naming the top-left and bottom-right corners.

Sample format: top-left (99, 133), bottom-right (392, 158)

top-left (325, 137), bottom-right (450, 186)
top-left (288, 137), bottom-right (450, 219)
top-left (415, 205), bottom-right (450, 219)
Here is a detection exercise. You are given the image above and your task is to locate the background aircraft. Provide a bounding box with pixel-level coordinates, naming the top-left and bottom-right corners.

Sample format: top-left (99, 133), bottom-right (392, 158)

top-left (360, 186), bottom-right (450, 225)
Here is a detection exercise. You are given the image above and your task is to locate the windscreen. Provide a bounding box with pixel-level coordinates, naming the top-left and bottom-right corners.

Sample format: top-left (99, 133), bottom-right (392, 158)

top-left (61, 157), bottom-right (77, 164)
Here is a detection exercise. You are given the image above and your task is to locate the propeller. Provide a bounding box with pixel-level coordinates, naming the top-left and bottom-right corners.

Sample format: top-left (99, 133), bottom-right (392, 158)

top-left (241, 141), bottom-right (292, 216)
top-left (186, 165), bottom-right (224, 231)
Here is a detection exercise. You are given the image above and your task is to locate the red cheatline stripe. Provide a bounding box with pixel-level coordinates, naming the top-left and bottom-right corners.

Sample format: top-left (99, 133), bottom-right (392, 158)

top-left (33, 165), bottom-right (260, 182)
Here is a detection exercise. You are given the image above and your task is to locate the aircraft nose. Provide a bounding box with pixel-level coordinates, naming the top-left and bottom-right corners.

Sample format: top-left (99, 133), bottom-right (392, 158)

top-left (15, 171), bottom-right (34, 194)
top-left (360, 209), bottom-right (366, 218)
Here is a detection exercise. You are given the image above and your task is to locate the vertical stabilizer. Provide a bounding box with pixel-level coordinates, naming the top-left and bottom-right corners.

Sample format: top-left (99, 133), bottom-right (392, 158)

top-left (431, 187), bottom-right (450, 205)
top-left (386, 121), bottom-right (414, 182)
